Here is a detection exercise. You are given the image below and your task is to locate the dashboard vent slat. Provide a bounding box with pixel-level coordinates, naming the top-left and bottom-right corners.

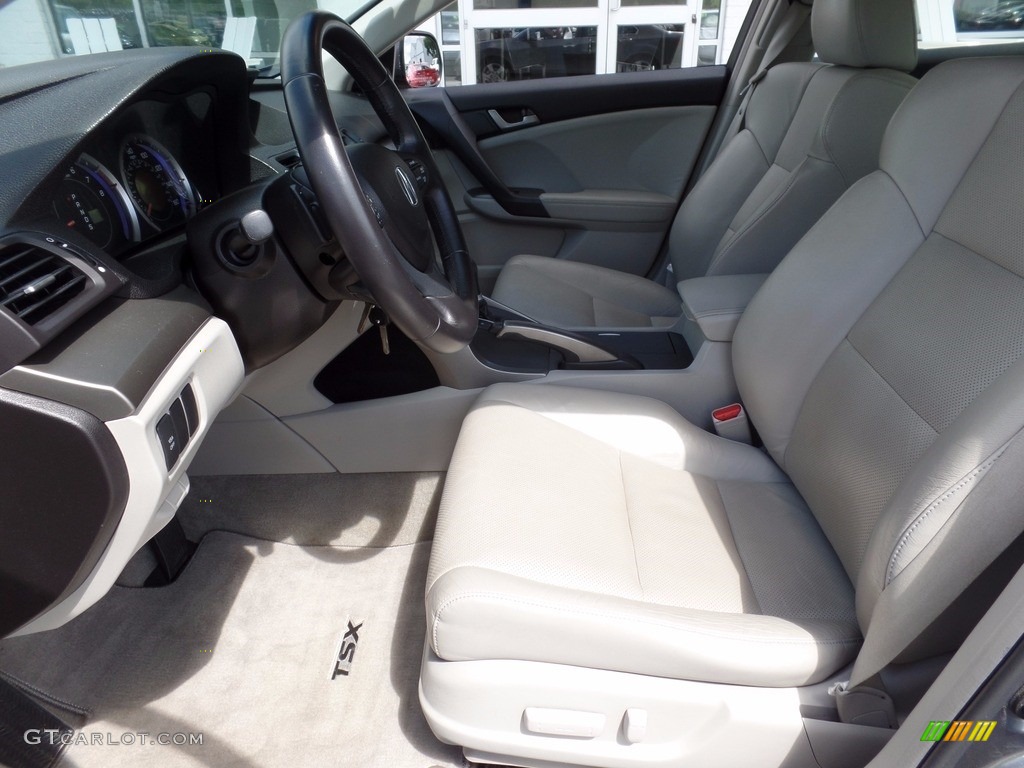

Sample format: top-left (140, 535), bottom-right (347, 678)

top-left (0, 243), bottom-right (89, 326)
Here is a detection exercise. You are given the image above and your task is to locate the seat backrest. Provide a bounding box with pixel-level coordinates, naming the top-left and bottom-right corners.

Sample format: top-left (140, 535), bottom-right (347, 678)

top-left (733, 56), bottom-right (1024, 645)
top-left (669, 0), bottom-right (917, 281)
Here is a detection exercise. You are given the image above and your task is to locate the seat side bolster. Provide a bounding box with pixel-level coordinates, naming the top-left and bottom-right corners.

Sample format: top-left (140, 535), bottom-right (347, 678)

top-left (427, 566), bottom-right (861, 688)
top-left (734, 173), bottom-right (924, 467)
top-left (856, 356), bottom-right (1024, 624)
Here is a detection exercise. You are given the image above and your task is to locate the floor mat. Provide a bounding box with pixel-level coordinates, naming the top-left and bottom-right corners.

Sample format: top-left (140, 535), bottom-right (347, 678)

top-left (176, 472), bottom-right (445, 548)
top-left (0, 532), bottom-right (461, 768)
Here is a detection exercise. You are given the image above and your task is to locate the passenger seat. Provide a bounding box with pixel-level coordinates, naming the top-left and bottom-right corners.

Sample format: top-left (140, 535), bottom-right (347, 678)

top-left (490, 0), bottom-right (919, 329)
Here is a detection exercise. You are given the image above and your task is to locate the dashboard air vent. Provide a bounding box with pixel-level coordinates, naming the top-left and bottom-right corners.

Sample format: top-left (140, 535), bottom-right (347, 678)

top-left (0, 243), bottom-right (88, 325)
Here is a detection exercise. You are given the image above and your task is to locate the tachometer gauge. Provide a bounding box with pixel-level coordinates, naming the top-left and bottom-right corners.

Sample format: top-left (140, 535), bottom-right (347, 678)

top-left (55, 154), bottom-right (140, 250)
top-left (120, 134), bottom-right (197, 229)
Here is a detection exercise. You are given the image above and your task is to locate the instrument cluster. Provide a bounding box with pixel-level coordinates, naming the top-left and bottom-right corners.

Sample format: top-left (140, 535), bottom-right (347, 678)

top-left (52, 93), bottom-right (217, 255)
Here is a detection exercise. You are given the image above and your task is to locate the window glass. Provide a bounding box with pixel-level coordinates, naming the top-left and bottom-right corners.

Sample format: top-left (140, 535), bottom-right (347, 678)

top-left (440, 8), bottom-right (461, 44)
top-left (442, 50), bottom-right (463, 84)
top-left (2, 0), bottom-right (351, 69)
top-left (917, 0), bottom-right (1024, 43)
top-left (476, 27), bottom-right (597, 81)
top-left (952, 0), bottom-right (1024, 35)
top-left (420, 0), bottom-right (738, 85)
top-left (613, 24), bottom-right (684, 71)
top-left (473, 0), bottom-right (597, 8)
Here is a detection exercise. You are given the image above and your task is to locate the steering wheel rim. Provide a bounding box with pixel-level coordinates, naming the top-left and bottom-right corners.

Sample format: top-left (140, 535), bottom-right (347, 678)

top-left (280, 10), bottom-right (478, 353)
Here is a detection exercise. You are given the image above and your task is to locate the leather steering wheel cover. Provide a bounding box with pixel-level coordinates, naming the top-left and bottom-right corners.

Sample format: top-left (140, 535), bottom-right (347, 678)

top-left (280, 11), bottom-right (478, 352)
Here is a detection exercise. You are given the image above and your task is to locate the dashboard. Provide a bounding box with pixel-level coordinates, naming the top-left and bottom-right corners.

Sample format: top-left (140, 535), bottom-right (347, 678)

top-left (0, 43), bottom-right (395, 640)
top-left (0, 49), bottom-right (286, 639)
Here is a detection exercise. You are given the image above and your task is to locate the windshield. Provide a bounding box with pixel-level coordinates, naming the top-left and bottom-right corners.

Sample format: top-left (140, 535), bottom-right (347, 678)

top-left (0, 0), bottom-right (373, 71)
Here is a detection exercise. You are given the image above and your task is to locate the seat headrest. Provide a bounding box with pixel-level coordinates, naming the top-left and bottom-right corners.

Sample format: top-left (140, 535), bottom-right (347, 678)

top-left (812, 0), bottom-right (918, 72)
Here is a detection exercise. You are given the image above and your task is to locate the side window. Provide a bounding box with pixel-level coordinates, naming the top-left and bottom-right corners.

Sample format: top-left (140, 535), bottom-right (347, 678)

top-left (415, 0), bottom-right (1024, 88)
top-left (414, 0), bottom-right (755, 86)
top-left (917, 0), bottom-right (1024, 46)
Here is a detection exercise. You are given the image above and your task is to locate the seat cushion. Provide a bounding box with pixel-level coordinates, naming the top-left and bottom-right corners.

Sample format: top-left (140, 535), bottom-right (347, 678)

top-left (426, 384), bottom-right (861, 687)
top-left (491, 255), bottom-right (683, 329)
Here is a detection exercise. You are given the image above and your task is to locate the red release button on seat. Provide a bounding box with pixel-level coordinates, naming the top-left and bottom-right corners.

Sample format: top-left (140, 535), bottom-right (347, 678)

top-left (712, 404), bottom-right (743, 422)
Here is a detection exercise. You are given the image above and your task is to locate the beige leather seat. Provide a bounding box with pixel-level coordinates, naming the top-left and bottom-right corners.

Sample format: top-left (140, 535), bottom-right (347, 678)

top-left (490, 0), bottom-right (918, 329)
top-left (421, 55), bottom-right (1024, 768)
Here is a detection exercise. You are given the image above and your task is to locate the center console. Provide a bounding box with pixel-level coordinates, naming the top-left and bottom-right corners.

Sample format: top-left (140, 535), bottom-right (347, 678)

top-left (426, 272), bottom-right (769, 429)
top-left (469, 272), bottom-right (767, 376)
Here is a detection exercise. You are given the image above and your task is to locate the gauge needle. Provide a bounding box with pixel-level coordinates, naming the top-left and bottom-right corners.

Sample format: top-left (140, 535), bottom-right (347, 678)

top-left (67, 220), bottom-right (75, 228)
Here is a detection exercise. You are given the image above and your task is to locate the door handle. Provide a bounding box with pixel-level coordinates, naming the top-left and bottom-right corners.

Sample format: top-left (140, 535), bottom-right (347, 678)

top-left (487, 109), bottom-right (540, 131)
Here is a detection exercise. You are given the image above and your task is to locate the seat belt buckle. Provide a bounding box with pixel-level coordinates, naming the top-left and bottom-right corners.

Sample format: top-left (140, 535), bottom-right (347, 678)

top-left (830, 681), bottom-right (898, 729)
top-left (712, 403), bottom-right (752, 444)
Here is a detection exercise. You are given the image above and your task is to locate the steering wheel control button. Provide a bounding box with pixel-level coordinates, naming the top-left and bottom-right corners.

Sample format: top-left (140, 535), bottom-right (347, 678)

top-left (156, 412), bottom-right (182, 471)
top-left (405, 159), bottom-right (428, 187)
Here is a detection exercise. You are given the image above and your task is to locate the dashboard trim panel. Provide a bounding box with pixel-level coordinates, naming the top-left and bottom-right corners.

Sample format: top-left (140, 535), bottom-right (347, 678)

top-left (10, 317), bottom-right (244, 636)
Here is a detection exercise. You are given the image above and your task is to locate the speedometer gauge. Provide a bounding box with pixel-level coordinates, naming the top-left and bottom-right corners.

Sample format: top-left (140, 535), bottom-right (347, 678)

top-left (120, 134), bottom-right (196, 229)
top-left (55, 154), bottom-right (140, 250)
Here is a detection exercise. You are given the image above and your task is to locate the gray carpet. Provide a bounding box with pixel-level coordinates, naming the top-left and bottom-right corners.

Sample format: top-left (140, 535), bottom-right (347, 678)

top-left (0, 486), bottom-right (463, 767)
top-left (176, 472), bottom-right (445, 547)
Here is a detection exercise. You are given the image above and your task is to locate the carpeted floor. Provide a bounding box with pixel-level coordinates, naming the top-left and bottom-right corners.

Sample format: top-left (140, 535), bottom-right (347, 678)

top-left (0, 473), bottom-right (463, 768)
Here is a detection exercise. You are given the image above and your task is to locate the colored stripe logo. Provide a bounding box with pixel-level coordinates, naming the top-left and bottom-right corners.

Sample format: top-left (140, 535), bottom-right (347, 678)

top-left (920, 720), bottom-right (997, 742)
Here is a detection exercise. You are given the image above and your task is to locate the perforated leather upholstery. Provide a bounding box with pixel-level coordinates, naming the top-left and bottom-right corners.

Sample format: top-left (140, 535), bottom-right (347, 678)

top-left (425, 56), bottom-right (1024, 698)
top-left (490, 0), bottom-right (918, 328)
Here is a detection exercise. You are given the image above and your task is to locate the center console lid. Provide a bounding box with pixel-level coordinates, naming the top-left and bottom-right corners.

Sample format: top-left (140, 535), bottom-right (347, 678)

top-left (677, 273), bottom-right (768, 343)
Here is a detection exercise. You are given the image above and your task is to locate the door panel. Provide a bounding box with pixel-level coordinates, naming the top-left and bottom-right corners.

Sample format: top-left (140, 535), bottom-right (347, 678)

top-left (479, 105), bottom-right (712, 198)
top-left (407, 66), bottom-right (727, 292)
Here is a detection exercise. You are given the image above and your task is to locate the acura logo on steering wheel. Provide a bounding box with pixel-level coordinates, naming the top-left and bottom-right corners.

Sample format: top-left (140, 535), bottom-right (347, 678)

top-left (395, 166), bottom-right (419, 207)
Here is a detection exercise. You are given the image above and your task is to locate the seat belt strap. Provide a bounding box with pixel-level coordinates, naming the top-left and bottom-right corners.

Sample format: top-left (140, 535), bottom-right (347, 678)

top-left (834, 431), bottom-right (1024, 727)
top-left (723, 0), bottom-right (812, 140)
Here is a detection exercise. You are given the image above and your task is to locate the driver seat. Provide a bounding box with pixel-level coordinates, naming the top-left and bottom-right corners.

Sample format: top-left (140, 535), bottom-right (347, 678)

top-left (421, 56), bottom-right (1024, 768)
top-left (489, 0), bottom-right (918, 329)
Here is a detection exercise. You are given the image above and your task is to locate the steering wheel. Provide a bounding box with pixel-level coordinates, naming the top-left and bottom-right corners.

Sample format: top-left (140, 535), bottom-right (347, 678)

top-left (280, 11), bottom-right (478, 353)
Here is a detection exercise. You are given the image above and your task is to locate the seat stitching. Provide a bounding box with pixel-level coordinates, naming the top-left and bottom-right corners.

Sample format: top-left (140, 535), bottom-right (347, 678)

top-left (931, 230), bottom-right (1024, 282)
top-left (783, 336), bottom-right (935, 472)
top-left (617, 453), bottom-right (646, 599)
top-left (854, 0), bottom-right (867, 64)
top-left (693, 306), bottom-right (749, 318)
top-left (711, 480), bottom-right (763, 615)
top-left (844, 337), bottom-right (942, 434)
top-left (432, 590), bottom-right (861, 648)
top-left (885, 444), bottom-right (1008, 585)
top-left (819, 71), bottom-right (914, 188)
top-left (0, 671), bottom-right (90, 716)
top-left (877, 168), bottom-right (927, 238)
top-left (707, 159), bottom-right (822, 275)
top-left (743, 62), bottom-right (827, 169)
top-left (890, 78), bottom-right (1024, 236)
